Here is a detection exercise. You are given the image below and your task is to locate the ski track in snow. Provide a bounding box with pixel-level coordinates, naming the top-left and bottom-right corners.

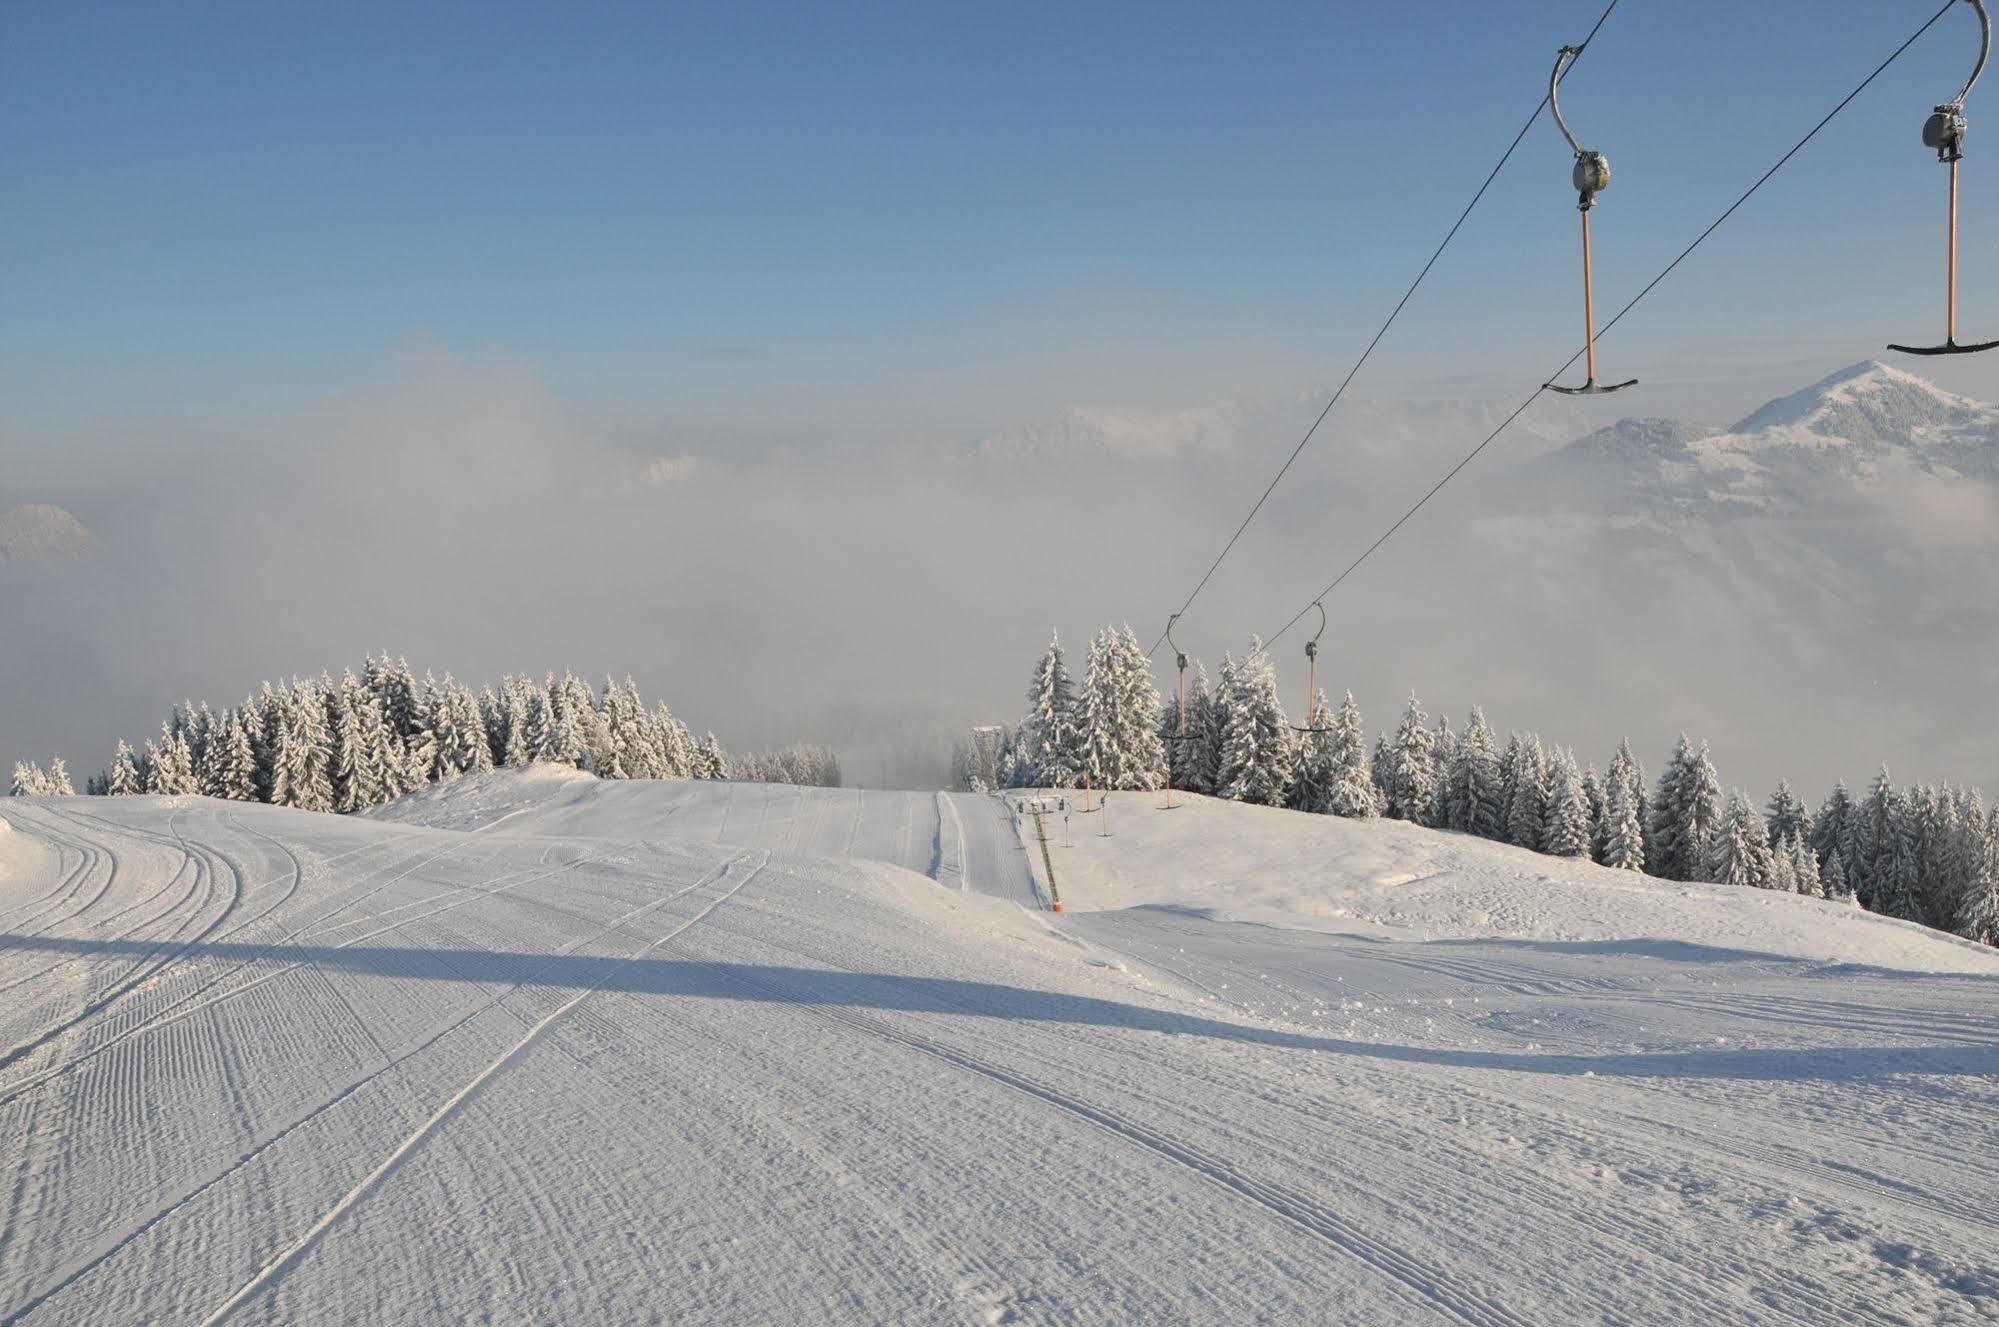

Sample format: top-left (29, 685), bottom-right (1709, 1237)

top-left (0, 777), bottom-right (1995, 1325)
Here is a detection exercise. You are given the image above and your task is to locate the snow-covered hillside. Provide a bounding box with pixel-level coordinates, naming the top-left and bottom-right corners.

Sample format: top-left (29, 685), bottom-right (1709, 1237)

top-left (1, 777), bottom-right (1995, 1325)
top-left (1024, 790), bottom-right (1998, 975)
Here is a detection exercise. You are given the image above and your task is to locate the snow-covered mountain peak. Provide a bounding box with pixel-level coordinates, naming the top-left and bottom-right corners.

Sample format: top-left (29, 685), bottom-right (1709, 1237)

top-left (1727, 360), bottom-right (1994, 446)
top-left (0, 504), bottom-right (94, 567)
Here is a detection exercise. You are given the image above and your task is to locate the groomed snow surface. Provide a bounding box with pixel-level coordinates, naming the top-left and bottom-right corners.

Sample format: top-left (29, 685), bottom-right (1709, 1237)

top-left (1, 774), bottom-right (1994, 1325)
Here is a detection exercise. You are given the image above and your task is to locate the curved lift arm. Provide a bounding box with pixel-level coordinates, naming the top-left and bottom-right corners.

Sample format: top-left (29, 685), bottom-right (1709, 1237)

top-left (1549, 45), bottom-right (1587, 159)
top-left (1545, 42), bottom-right (1636, 395)
top-left (1956, 0), bottom-right (1991, 109)
top-left (1891, 0), bottom-right (1999, 356)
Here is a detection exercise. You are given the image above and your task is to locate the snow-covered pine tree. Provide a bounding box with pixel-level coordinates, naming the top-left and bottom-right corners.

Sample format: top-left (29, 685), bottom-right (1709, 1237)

top-left (600, 676), bottom-right (648, 780)
top-left (1874, 810), bottom-right (1924, 923)
top-left (42, 758), bottom-right (73, 796)
top-left (1160, 662), bottom-right (1214, 796)
top-left (368, 655), bottom-right (424, 743)
top-left (1157, 695), bottom-right (1184, 792)
top-left (617, 679), bottom-right (659, 779)
top-left (9, 762), bottom-right (46, 796)
top-left (1684, 741), bottom-right (1725, 881)
top-left (590, 677), bottom-right (629, 780)
top-left (333, 671), bottom-right (388, 811)
top-left (577, 677), bottom-right (611, 774)
top-left (696, 732), bottom-right (729, 779)
top-left (459, 680), bottom-right (495, 774)
top-left (146, 725), bottom-right (197, 796)
top-left (181, 704), bottom-right (216, 778)
top-left (1116, 626), bottom-right (1167, 790)
top-left (1076, 626), bottom-right (1165, 793)
top-left (1443, 708), bottom-right (1502, 839)
top-left (1769, 835), bottom-right (1798, 893)
top-left (997, 731), bottom-right (1031, 790)
top-left (1200, 657), bottom-right (1234, 798)
top-left (271, 679), bottom-right (335, 812)
top-left (1788, 832), bottom-right (1824, 898)
top-left (106, 740), bottom-right (143, 796)
top-left (1600, 748), bottom-right (1647, 873)
top-left (217, 709), bottom-right (260, 802)
top-left (1370, 734), bottom-right (1393, 805)
top-left (658, 706), bottom-right (696, 779)
top-left (1646, 736), bottom-right (1692, 879)
top-left (1542, 748), bottom-right (1592, 858)
top-left (1856, 766), bottom-right (1908, 914)
top-left (1318, 691), bottom-right (1380, 818)
top-left (1382, 694), bottom-right (1435, 824)
top-left (327, 678), bottom-right (362, 813)
top-left (1582, 763), bottom-right (1608, 861)
top-left (1287, 688), bottom-right (1337, 814)
top-left (1648, 736), bottom-right (1721, 882)
top-left (1494, 733), bottom-right (1522, 828)
top-left (373, 703), bottom-right (417, 801)
top-left (249, 684), bottom-right (283, 802)
top-left (1426, 714), bottom-right (1455, 830)
top-left (478, 685), bottom-right (508, 768)
top-left (1822, 847), bottom-right (1853, 903)
top-left (1944, 789), bottom-right (1990, 926)
top-left (194, 713), bottom-right (230, 798)
top-left (1766, 780), bottom-right (1811, 850)
top-left (1955, 826), bottom-right (1999, 945)
top-left (1926, 786), bottom-right (1986, 930)
top-left (1214, 640), bottom-right (1292, 805)
top-left (501, 681), bottom-right (532, 768)
top-left (1599, 740), bottom-right (1646, 870)
top-left (520, 683), bottom-right (556, 763)
top-left (1503, 736), bottom-right (1547, 852)
top-left (558, 673), bottom-right (609, 772)
top-left (426, 676), bottom-right (492, 778)
top-left (1019, 631), bottom-right (1081, 788)
top-left (1708, 789), bottom-right (1774, 889)
top-left (1814, 780), bottom-right (1857, 873)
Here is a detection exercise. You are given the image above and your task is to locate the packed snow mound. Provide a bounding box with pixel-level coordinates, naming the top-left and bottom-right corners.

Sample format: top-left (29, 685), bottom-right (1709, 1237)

top-left (361, 763), bottom-right (600, 832)
top-left (1029, 792), bottom-right (1999, 975)
top-left (0, 504), bottom-right (94, 566)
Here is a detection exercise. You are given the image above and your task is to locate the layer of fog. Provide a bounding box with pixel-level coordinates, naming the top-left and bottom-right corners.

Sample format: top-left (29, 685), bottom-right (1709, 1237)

top-left (4, 346), bottom-right (1996, 800)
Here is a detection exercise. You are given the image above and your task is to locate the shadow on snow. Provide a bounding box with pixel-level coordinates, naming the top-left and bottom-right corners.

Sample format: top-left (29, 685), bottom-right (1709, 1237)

top-left (8, 933), bottom-right (1995, 1084)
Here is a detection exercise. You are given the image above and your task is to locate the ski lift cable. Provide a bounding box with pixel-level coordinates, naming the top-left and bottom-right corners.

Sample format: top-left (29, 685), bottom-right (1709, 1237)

top-left (1264, 0), bottom-right (1960, 649)
top-left (1141, 0), bottom-right (1628, 661)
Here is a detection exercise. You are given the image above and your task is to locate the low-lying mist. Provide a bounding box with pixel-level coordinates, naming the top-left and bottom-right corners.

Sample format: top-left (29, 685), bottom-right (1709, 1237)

top-left (5, 348), bottom-right (1997, 801)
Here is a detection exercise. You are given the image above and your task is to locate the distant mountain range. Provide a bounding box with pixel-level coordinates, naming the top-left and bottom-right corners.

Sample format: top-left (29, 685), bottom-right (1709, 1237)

top-left (1511, 361), bottom-right (1999, 527)
top-left (972, 393), bottom-right (1588, 465)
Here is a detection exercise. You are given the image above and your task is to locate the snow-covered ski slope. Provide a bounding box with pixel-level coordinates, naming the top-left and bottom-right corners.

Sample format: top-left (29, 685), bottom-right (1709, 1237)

top-left (1, 777), bottom-right (1995, 1325)
top-left (365, 764), bottom-right (1045, 910)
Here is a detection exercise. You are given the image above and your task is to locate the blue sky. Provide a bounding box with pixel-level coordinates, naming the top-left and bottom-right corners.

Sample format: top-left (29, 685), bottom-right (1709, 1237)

top-left (5, 0), bottom-right (1999, 442)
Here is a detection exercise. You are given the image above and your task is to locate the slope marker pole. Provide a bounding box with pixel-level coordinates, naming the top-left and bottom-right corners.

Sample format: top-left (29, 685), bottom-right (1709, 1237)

top-left (1030, 803), bottom-right (1063, 911)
